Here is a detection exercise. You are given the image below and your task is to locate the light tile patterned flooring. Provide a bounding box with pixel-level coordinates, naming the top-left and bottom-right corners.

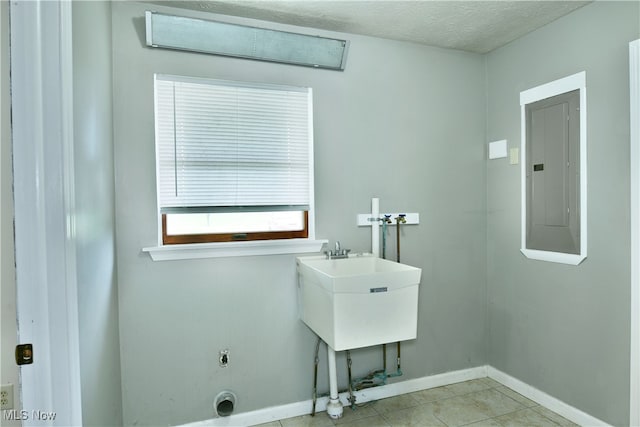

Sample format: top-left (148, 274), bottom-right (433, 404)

top-left (256, 378), bottom-right (578, 427)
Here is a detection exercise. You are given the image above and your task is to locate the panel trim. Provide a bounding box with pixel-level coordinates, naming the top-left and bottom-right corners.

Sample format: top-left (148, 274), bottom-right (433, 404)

top-left (520, 248), bottom-right (585, 266)
top-left (520, 72), bottom-right (585, 105)
top-left (519, 71), bottom-right (587, 265)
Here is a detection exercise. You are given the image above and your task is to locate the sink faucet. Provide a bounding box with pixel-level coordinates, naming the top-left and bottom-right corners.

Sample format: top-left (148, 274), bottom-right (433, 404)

top-left (326, 241), bottom-right (351, 259)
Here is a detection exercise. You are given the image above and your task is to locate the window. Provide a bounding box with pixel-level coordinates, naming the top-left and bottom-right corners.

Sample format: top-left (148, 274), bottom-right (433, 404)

top-left (153, 74), bottom-right (314, 245)
top-left (520, 71), bottom-right (587, 265)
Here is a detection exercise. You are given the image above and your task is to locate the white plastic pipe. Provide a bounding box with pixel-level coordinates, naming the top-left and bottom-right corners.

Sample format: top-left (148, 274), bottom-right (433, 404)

top-left (326, 346), bottom-right (343, 419)
top-left (371, 197), bottom-right (380, 258)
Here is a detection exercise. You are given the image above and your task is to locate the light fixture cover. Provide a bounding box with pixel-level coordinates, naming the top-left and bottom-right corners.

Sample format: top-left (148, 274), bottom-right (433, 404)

top-left (145, 11), bottom-right (349, 71)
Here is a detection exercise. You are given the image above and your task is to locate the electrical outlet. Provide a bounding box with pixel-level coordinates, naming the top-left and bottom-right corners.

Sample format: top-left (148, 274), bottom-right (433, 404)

top-left (219, 349), bottom-right (229, 367)
top-left (1, 384), bottom-right (14, 410)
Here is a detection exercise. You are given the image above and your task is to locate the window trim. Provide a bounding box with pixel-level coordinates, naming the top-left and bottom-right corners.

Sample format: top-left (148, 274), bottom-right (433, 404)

top-left (142, 238), bottom-right (327, 261)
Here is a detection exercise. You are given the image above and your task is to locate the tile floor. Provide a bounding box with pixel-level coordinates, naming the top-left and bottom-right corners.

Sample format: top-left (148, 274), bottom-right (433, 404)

top-left (256, 378), bottom-right (578, 427)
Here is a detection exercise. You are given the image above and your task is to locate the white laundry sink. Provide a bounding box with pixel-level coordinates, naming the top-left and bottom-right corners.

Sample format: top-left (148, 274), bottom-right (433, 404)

top-left (296, 254), bottom-right (422, 351)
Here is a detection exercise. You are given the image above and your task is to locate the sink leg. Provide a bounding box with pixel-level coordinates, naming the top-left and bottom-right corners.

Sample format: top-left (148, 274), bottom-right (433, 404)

top-left (326, 346), bottom-right (343, 419)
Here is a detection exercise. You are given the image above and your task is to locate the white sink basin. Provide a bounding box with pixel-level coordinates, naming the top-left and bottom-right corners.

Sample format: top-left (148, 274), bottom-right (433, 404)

top-left (296, 254), bottom-right (422, 351)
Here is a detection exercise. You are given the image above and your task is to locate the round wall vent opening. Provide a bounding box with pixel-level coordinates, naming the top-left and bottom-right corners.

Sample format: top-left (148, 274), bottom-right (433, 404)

top-left (214, 391), bottom-right (236, 417)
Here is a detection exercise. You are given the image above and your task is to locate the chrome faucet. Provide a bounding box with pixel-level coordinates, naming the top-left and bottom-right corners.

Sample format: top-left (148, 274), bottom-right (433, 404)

top-left (325, 241), bottom-right (351, 259)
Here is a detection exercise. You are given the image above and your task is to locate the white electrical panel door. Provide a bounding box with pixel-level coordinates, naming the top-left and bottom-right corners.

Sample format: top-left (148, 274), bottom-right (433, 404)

top-left (530, 102), bottom-right (569, 227)
top-left (526, 89), bottom-right (580, 255)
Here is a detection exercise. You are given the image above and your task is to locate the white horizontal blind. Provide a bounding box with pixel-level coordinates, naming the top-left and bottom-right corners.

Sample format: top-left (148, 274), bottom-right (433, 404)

top-left (154, 74), bottom-right (312, 213)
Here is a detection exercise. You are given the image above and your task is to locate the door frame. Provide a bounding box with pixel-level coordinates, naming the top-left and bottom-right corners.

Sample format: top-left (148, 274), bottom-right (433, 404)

top-left (10, 1), bottom-right (82, 424)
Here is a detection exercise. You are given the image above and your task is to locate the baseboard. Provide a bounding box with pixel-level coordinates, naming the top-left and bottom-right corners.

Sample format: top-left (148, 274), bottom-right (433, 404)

top-left (179, 366), bottom-right (487, 426)
top-left (487, 366), bottom-right (611, 427)
top-left (179, 365), bottom-right (609, 427)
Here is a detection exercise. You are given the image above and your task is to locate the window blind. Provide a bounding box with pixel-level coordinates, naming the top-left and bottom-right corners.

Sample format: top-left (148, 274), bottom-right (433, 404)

top-left (154, 74), bottom-right (312, 213)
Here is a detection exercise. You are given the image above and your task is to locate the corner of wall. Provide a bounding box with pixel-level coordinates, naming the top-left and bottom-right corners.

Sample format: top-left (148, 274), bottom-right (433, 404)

top-left (72, 1), bottom-right (123, 425)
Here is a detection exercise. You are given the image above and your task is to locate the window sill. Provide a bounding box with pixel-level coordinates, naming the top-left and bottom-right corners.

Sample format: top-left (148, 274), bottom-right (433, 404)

top-left (142, 238), bottom-right (328, 261)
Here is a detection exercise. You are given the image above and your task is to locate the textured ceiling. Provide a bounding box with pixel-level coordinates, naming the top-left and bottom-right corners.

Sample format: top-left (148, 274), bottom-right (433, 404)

top-left (149, 1), bottom-right (591, 53)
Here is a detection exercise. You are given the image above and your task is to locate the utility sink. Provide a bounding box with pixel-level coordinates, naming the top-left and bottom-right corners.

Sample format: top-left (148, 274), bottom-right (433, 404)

top-left (296, 254), bottom-right (422, 351)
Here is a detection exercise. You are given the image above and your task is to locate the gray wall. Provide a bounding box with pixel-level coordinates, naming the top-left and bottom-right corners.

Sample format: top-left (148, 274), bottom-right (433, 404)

top-left (486, 2), bottom-right (639, 425)
top-left (1, 2), bottom-right (21, 425)
top-left (112, 2), bottom-right (487, 425)
top-left (73, 2), bottom-right (123, 425)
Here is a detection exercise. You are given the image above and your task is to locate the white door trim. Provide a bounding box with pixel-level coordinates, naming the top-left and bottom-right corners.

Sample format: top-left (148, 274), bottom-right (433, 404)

top-left (10, 1), bottom-right (82, 425)
top-left (630, 38), bottom-right (640, 427)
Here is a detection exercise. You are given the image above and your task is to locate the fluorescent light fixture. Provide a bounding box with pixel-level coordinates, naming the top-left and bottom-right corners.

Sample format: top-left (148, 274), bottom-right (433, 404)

top-left (145, 11), bottom-right (349, 71)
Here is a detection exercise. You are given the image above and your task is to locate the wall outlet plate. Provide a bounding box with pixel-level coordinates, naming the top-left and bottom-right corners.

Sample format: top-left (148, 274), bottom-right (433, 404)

top-left (219, 349), bottom-right (229, 367)
top-left (1, 384), bottom-right (14, 410)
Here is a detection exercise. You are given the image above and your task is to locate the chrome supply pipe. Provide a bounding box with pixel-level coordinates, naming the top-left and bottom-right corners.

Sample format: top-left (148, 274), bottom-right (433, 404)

top-left (381, 215), bottom-right (392, 259)
top-left (346, 350), bottom-right (356, 408)
top-left (383, 343), bottom-right (387, 373)
top-left (311, 337), bottom-right (322, 416)
top-left (393, 215), bottom-right (406, 377)
top-left (395, 214), bottom-right (406, 263)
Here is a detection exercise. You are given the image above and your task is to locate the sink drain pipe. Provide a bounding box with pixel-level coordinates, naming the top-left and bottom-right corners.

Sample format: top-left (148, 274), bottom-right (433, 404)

top-left (311, 337), bottom-right (357, 417)
top-left (326, 347), bottom-right (342, 419)
top-left (309, 335), bottom-right (404, 409)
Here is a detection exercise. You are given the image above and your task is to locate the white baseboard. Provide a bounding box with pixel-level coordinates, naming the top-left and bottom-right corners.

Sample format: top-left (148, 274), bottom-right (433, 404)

top-left (179, 365), bottom-right (610, 427)
top-left (487, 366), bottom-right (610, 427)
top-left (179, 366), bottom-right (487, 426)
